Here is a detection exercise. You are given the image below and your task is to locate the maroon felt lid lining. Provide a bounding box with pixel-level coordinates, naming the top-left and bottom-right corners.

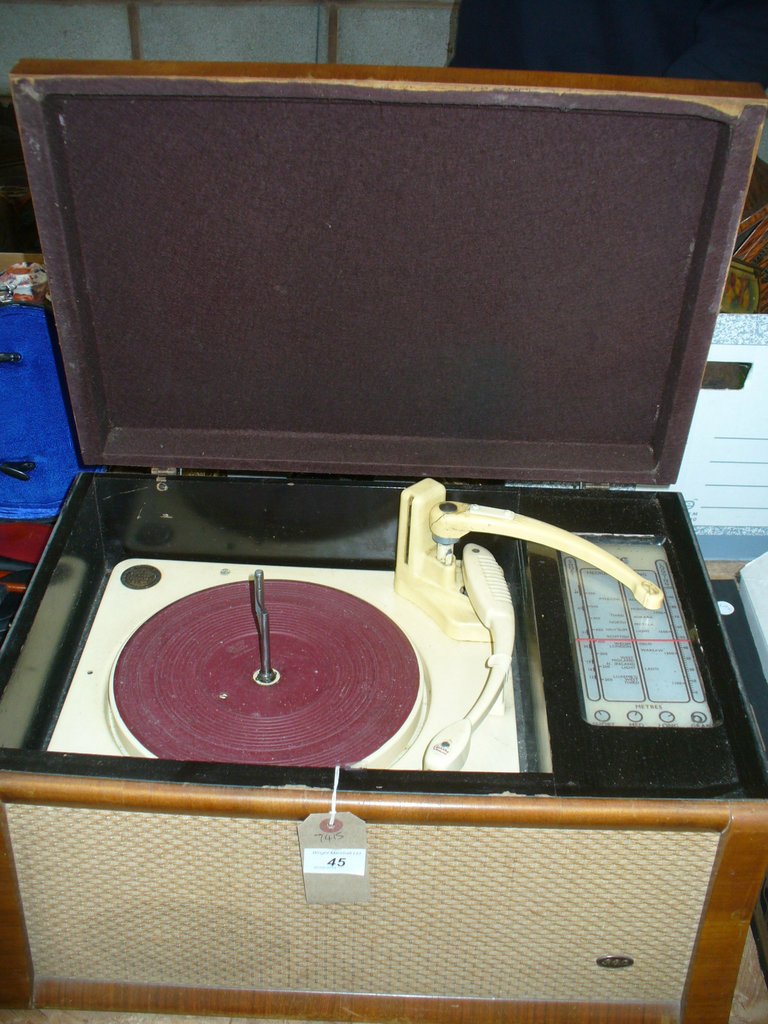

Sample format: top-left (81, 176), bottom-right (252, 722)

top-left (11, 64), bottom-right (766, 484)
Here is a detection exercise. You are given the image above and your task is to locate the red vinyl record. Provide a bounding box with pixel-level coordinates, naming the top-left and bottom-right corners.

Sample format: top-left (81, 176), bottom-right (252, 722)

top-left (111, 578), bottom-right (422, 766)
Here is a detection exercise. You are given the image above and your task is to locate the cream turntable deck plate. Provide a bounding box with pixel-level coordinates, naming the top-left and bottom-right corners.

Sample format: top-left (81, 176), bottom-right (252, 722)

top-left (49, 557), bottom-right (521, 772)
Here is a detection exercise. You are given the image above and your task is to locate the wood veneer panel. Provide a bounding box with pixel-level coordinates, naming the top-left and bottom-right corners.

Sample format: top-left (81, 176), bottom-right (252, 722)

top-left (683, 803), bottom-right (768, 1024)
top-left (33, 978), bottom-right (676, 1023)
top-left (0, 804), bottom-right (32, 1007)
top-left (0, 772), bottom-right (732, 830)
top-left (11, 58), bottom-right (768, 103)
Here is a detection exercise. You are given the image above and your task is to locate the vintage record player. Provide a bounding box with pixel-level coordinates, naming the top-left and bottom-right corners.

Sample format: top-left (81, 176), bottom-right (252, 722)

top-left (1, 60), bottom-right (767, 1024)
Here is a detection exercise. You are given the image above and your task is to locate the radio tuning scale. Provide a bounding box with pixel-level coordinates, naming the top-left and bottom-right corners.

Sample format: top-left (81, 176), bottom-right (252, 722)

top-left (563, 537), bottom-right (712, 729)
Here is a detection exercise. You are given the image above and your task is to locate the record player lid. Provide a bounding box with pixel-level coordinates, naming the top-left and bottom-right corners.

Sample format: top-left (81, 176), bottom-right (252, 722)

top-left (10, 61), bottom-right (767, 485)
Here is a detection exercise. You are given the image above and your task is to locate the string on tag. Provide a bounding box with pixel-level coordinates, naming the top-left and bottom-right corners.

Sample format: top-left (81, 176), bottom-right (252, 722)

top-left (328, 764), bottom-right (340, 827)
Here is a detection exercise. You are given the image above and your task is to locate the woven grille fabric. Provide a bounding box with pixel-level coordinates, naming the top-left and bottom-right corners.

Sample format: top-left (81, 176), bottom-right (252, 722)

top-left (6, 803), bottom-right (719, 1003)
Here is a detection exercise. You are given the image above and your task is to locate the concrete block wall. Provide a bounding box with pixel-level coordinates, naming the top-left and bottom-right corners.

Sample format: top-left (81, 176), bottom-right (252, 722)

top-left (0, 1), bottom-right (457, 92)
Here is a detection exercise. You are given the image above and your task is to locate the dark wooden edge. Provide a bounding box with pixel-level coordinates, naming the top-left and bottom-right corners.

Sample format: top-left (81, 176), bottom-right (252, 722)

top-left (8, 77), bottom-right (111, 453)
top-left (34, 977), bottom-right (675, 1023)
top-left (0, 804), bottom-right (33, 1007)
top-left (0, 771), bottom-right (735, 828)
top-left (10, 57), bottom-right (768, 104)
top-left (683, 802), bottom-right (768, 1023)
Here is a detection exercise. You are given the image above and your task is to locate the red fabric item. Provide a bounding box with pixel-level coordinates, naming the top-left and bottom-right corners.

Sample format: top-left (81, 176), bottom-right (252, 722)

top-left (0, 520), bottom-right (52, 564)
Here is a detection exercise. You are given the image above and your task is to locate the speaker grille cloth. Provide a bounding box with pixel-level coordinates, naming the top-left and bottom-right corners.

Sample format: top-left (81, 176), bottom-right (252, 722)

top-left (6, 803), bottom-right (719, 1002)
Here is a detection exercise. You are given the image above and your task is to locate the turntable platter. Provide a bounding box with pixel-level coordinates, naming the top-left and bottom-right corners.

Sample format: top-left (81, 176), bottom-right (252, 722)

top-left (110, 579), bottom-right (424, 766)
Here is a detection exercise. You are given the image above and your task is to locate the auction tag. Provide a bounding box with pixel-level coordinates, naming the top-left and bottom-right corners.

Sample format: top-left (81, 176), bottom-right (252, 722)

top-left (297, 812), bottom-right (370, 904)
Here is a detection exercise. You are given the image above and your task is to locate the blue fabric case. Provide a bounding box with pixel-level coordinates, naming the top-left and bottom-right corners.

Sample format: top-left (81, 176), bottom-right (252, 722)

top-left (0, 304), bottom-right (88, 518)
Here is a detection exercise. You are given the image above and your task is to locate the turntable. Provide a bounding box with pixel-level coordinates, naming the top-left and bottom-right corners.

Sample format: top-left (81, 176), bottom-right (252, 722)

top-left (1, 60), bottom-right (767, 1024)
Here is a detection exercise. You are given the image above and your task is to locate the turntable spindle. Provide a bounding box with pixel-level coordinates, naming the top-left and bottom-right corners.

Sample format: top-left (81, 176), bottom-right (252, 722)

top-left (252, 569), bottom-right (279, 685)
